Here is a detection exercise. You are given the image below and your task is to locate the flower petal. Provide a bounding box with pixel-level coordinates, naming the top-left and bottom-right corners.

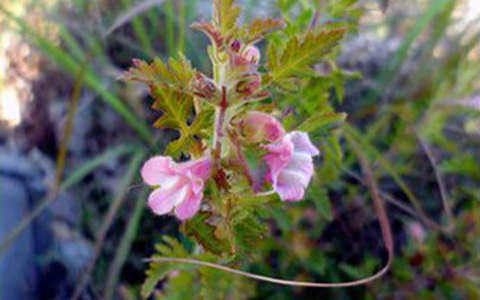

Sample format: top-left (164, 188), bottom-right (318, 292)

top-left (263, 137), bottom-right (294, 181)
top-left (275, 176), bottom-right (306, 202)
top-left (287, 152), bottom-right (314, 178)
top-left (181, 157), bottom-right (212, 182)
top-left (289, 131), bottom-right (320, 156)
top-left (174, 191), bottom-right (202, 221)
top-left (141, 156), bottom-right (175, 186)
top-left (148, 188), bottom-right (174, 215)
top-left (170, 184), bottom-right (190, 206)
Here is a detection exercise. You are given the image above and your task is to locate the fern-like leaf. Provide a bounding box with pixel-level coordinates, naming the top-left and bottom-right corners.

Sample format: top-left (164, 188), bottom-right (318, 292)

top-left (243, 18), bottom-right (285, 44)
top-left (183, 212), bottom-right (230, 255)
top-left (142, 236), bottom-right (190, 298)
top-left (266, 28), bottom-right (346, 84)
top-left (199, 268), bottom-right (256, 300)
top-left (231, 207), bottom-right (268, 258)
top-left (213, 0), bottom-right (241, 37)
top-left (125, 57), bottom-right (213, 157)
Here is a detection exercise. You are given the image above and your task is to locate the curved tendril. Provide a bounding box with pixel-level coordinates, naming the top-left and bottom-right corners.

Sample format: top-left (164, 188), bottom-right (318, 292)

top-left (255, 190), bottom-right (275, 197)
top-left (144, 254), bottom-right (392, 288)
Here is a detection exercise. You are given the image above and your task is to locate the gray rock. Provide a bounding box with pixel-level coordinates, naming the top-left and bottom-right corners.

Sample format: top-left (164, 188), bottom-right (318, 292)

top-left (0, 148), bottom-right (46, 300)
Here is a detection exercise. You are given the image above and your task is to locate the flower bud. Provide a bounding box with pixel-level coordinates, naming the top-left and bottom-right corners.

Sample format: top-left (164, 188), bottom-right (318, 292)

top-left (239, 111), bottom-right (285, 143)
top-left (235, 73), bottom-right (261, 96)
top-left (230, 40), bottom-right (242, 52)
top-left (192, 72), bottom-right (217, 99)
top-left (242, 46), bottom-right (260, 64)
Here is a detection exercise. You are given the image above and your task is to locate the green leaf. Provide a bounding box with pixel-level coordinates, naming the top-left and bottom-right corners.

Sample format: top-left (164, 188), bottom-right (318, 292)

top-left (232, 208), bottom-right (268, 257)
top-left (266, 28), bottom-right (346, 84)
top-left (243, 18), bottom-right (285, 44)
top-left (213, 0), bottom-right (241, 37)
top-left (124, 57), bottom-right (194, 90)
top-left (199, 268), bottom-right (256, 300)
top-left (183, 212), bottom-right (230, 255)
top-left (309, 186), bottom-right (333, 221)
top-left (141, 236), bottom-right (190, 298)
top-left (296, 109), bottom-right (347, 134)
top-left (125, 57), bottom-right (213, 157)
top-left (159, 270), bottom-right (199, 300)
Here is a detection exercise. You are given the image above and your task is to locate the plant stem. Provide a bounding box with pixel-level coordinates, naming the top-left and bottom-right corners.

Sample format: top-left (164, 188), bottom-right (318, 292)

top-left (213, 86), bottom-right (228, 165)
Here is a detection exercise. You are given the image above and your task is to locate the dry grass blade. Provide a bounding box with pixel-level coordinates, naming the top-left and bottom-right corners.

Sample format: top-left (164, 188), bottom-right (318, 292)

top-left (104, 0), bottom-right (167, 37)
top-left (55, 52), bottom-right (93, 190)
top-left (417, 134), bottom-right (454, 227)
top-left (346, 134), bottom-right (394, 256)
top-left (104, 189), bottom-right (148, 300)
top-left (343, 168), bottom-right (419, 219)
top-left (72, 150), bottom-right (146, 300)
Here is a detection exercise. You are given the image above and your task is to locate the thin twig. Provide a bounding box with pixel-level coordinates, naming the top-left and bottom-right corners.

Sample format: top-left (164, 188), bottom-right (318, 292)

top-left (103, 0), bottom-right (167, 38)
top-left (343, 124), bottom-right (448, 233)
top-left (144, 255), bottom-right (391, 288)
top-left (72, 151), bottom-right (146, 300)
top-left (342, 168), bottom-right (419, 219)
top-left (416, 134), bottom-right (454, 225)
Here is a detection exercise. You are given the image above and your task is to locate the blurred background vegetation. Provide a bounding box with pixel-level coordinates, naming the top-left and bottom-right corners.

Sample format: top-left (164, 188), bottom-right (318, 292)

top-left (0, 0), bottom-right (479, 299)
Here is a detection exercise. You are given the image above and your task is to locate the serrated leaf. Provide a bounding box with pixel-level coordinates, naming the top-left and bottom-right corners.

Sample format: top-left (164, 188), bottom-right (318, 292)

top-left (159, 271), bottom-right (198, 300)
top-left (296, 109), bottom-right (347, 133)
top-left (142, 261), bottom-right (174, 299)
top-left (232, 208), bottom-right (268, 257)
top-left (190, 108), bottom-right (214, 138)
top-left (142, 236), bottom-right (189, 298)
top-left (191, 21), bottom-right (224, 48)
top-left (199, 268), bottom-right (255, 300)
top-left (183, 212), bottom-right (230, 255)
top-left (266, 28), bottom-right (346, 84)
top-left (125, 57), bottom-right (213, 156)
top-left (124, 57), bottom-right (194, 89)
top-left (243, 18), bottom-right (285, 44)
top-left (213, 0), bottom-right (241, 36)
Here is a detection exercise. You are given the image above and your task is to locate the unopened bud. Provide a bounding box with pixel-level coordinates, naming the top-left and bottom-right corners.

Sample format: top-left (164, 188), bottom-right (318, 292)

top-left (231, 40), bottom-right (242, 52)
top-left (192, 73), bottom-right (217, 99)
top-left (239, 111), bottom-right (285, 143)
top-left (236, 73), bottom-right (261, 95)
top-left (242, 46), bottom-right (260, 64)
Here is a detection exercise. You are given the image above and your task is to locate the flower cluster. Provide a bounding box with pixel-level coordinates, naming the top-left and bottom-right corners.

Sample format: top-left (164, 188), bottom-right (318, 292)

top-left (142, 72), bottom-right (319, 219)
top-left (126, 4), bottom-right (330, 221)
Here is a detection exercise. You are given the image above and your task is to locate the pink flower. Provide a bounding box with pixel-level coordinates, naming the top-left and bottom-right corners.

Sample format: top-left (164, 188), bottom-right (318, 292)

top-left (263, 132), bottom-right (319, 201)
top-left (231, 45), bottom-right (261, 71)
top-left (240, 111), bottom-right (285, 143)
top-left (242, 45), bottom-right (260, 64)
top-left (141, 156), bottom-right (212, 220)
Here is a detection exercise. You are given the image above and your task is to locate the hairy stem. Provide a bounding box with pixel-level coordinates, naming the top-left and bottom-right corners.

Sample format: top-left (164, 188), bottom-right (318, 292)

top-left (213, 86), bottom-right (228, 165)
